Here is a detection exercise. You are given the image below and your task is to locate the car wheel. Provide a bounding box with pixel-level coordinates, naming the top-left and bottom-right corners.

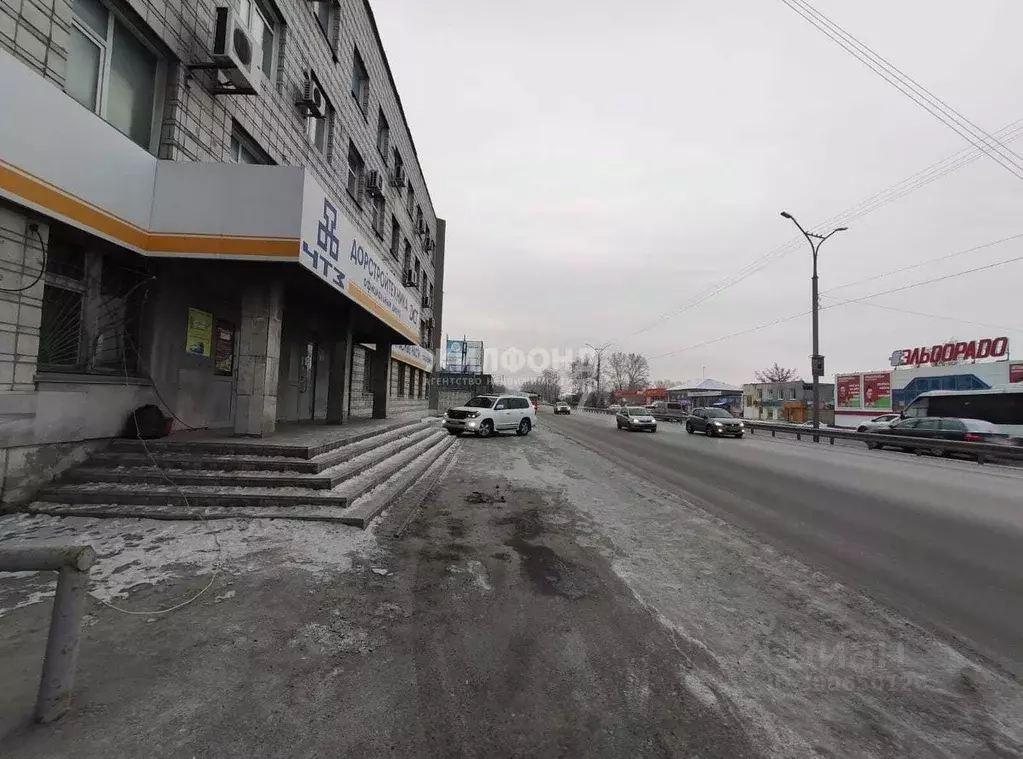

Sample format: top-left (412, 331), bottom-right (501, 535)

top-left (929, 446), bottom-right (947, 457)
top-left (685, 422), bottom-right (694, 434)
top-left (735, 433), bottom-right (744, 439)
top-left (447, 429), bottom-right (462, 437)
top-left (650, 427), bottom-right (657, 433)
top-left (866, 441), bottom-right (879, 450)
top-left (476, 420), bottom-right (494, 438)
top-left (616, 421), bottom-right (622, 429)
top-left (857, 426), bottom-right (868, 433)
top-left (516, 418), bottom-right (531, 436)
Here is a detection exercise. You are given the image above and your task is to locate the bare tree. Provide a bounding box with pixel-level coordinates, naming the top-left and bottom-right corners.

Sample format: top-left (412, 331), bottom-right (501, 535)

top-left (652, 378), bottom-right (677, 389)
top-left (521, 368), bottom-right (561, 403)
top-left (624, 353), bottom-right (650, 390)
top-left (569, 356), bottom-right (595, 394)
top-left (607, 352), bottom-right (630, 392)
top-left (754, 363), bottom-right (801, 383)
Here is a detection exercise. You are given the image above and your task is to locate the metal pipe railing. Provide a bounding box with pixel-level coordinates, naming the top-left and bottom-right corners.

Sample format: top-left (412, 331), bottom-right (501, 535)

top-left (0, 545), bottom-right (97, 723)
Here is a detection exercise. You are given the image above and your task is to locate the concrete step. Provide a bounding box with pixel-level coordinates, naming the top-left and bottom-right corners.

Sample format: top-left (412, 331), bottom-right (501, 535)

top-left (341, 434), bottom-right (459, 529)
top-left (25, 503), bottom-right (357, 523)
top-left (64, 426), bottom-right (440, 489)
top-left (88, 420), bottom-right (434, 474)
top-left (107, 417), bottom-right (424, 459)
top-left (35, 430), bottom-right (449, 512)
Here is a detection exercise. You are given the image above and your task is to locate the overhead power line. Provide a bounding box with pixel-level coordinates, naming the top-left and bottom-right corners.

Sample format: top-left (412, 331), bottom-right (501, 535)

top-left (651, 249), bottom-right (1023, 359)
top-left (819, 296), bottom-right (1023, 335)
top-left (616, 117), bottom-right (1023, 346)
top-left (780, 0), bottom-right (1023, 180)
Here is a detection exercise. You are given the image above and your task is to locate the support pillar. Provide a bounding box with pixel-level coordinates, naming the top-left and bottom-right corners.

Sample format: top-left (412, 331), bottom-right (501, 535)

top-left (326, 321), bottom-right (353, 424)
top-left (234, 281), bottom-right (283, 436)
top-left (371, 342), bottom-right (391, 419)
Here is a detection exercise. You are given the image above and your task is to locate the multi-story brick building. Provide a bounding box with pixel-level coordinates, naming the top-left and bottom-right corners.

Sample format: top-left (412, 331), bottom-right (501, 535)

top-left (0, 0), bottom-right (445, 504)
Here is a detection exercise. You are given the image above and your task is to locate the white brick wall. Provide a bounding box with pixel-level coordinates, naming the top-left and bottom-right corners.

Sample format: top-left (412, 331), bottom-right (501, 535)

top-left (0, 204), bottom-right (47, 392)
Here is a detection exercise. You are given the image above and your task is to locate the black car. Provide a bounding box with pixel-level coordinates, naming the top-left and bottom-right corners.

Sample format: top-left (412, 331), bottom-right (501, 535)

top-left (615, 406), bottom-right (657, 432)
top-left (686, 408), bottom-right (745, 437)
top-left (866, 416), bottom-right (1010, 455)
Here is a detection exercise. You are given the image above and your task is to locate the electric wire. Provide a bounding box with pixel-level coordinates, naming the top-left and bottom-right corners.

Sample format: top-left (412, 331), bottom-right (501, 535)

top-left (651, 253), bottom-right (1023, 359)
top-left (0, 225), bottom-right (47, 293)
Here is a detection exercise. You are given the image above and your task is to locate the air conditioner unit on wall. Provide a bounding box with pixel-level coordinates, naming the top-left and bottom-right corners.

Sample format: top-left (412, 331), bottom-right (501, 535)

top-left (212, 6), bottom-right (262, 95)
top-left (402, 269), bottom-right (415, 287)
top-left (366, 170), bottom-right (385, 197)
top-left (390, 166), bottom-right (407, 188)
top-left (297, 75), bottom-right (325, 117)
top-left (423, 236), bottom-right (435, 252)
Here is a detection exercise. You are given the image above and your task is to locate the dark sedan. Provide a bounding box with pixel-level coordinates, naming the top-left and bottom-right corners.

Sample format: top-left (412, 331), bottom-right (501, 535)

top-left (686, 408), bottom-right (745, 437)
top-left (866, 416), bottom-right (1010, 456)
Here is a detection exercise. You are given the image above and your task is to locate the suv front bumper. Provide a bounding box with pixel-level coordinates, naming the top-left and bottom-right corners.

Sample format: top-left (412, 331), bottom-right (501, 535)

top-left (444, 418), bottom-right (480, 432)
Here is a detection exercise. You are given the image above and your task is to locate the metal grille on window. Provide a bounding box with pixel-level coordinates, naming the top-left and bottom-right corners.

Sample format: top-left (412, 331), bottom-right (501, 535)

top-left (38, 239), bottom-right (149, 375)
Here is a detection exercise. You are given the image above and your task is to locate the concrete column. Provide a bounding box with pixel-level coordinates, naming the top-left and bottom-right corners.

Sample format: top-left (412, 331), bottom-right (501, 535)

top-left (234, 281), bottom-right (283, 436)
top-left (325, 321), bottom-right (353, 424)
top-left (371, 343), bottom-right (391, 419)
top-left (428, 218), bottom-right (446, 410)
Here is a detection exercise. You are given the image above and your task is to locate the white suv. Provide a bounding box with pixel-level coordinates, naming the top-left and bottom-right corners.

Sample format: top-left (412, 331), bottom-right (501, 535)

top-left (443, 395), bottom-right (536, 438)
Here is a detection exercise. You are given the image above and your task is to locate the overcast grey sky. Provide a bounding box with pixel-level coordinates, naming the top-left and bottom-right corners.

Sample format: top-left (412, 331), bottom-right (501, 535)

top-left (373, 0), bottom-right (1023, 385)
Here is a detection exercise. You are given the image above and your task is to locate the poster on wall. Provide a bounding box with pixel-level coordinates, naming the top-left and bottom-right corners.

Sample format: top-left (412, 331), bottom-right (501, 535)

top-left (1010, 363), bottom-right (1023, 383)
top-left (836, 374), bottom-right (862, 408)
top-left (213, 319), bottom-right (235, 376)
top-left (185, 308), bottom-right (213, 357)
top-left (862, 372), bottom-right (892, 409)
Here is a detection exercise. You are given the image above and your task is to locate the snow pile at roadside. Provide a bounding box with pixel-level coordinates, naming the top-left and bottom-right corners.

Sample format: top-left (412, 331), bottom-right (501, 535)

top-left (0, 514), bottom-right (376, 616)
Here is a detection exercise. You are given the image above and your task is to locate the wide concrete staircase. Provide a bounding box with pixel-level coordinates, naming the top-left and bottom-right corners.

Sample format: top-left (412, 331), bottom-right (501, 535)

top-left (29, 418), bottom-right (456, 527)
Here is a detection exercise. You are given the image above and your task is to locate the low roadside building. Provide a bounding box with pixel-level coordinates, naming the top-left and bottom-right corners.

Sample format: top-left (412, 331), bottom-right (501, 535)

top-left (742, 381), bottom-right (835, 423)
top-left (667, 379), bottom-right (743, 412)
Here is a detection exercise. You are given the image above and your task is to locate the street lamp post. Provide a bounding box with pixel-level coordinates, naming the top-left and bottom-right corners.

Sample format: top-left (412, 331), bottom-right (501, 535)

top-left (585, 342), bottom-right (612, 407)
top-left (779, 212), bottom-right (848, 436)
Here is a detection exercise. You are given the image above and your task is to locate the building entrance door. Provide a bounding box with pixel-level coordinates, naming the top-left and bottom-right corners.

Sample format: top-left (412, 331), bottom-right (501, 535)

top-left (298, 341), bottom-right (317, 420)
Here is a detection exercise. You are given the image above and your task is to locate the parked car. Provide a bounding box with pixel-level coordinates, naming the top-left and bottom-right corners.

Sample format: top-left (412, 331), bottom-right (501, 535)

top-left (554, 402), bottom-right (571, 415)
top-left (608, 404), bottom-right (622, 412)
top-left (443, 395), bottom-right (535, 438)
top-left (865, 416), bottom-right (1011, 455)
top-left (616, 406), bottom-right (657, 432)
top-left (855, 413), bottom-right (902, 433)
top-left (686, 408), bottom-right (745, 437)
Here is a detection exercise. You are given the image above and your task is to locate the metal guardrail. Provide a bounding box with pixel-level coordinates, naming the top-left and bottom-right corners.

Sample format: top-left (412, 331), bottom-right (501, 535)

top-left (580, 408), bottom-right (1023, 464)
top-left (0, 545), bottom-right (96, 723)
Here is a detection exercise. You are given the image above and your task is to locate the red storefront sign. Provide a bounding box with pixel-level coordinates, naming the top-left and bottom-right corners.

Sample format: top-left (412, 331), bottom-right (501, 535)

top-left (1010, 363), bottom-right (1023, 383)
top-left (889, 336), bottom-right (1009, 367)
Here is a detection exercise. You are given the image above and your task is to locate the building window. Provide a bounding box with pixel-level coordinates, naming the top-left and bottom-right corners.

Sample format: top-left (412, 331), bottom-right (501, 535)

top-left (413, 258), bottom-right (421, 288)
top-left (362, 347), bottom-right (373, 392)
top-left (417, 370), bottom-right (424, 399)
top-left (415, 205), bottom-right (424, 233)
top-left (396, 362), bottom-right (406, 397)
top-left (408, 367), bottom-right (416, 398)
top-left (389, 215), bottom-right (400, 260)
top-left (238, 0), bottom-right (276, 77)
top-left (351, 48), bottom-right (369, 113)
top-left (346, 140), bottom-right (364, 200)
top-left (306, 79), bottom-right (335, 156)
top-left (402, 239), bottom-right (411, 278)
top-left (230, 123), bottom-right (272, 164)
top-left (67, 0), bottom-right (163, 151)
top-left (38, 233), bottom-right (147, 376)
top-left (372, 194), bottom-right (385, 238)
top-left (310, 0), bottom-right (335, 49)
top-left (422, 276), bottom-right (430, 305)
top-left (406, 186), bottom-right (414, 217)
top-left (376, 108), bottom-right (390, 160)
top-left (392, 149), bottom-right (404, 182)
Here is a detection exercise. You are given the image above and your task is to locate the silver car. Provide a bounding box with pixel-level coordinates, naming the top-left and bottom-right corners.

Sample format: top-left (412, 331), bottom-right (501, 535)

top-left (855, 413), bottom-right (902, 433)
top-left (616, 406), bottom-right (657, 432)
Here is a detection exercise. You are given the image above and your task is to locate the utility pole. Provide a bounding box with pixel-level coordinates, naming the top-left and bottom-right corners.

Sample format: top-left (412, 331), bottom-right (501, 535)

top-left (585, 342), bottom-right (612, 407)
top-left (780, 211), bottom-right (848, 438)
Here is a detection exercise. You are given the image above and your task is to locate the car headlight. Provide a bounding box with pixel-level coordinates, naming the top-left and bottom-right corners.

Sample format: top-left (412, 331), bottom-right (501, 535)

top-left (467, 411), bottom-right (480, 418)
top-left (712, 421), bottom-right (723, 426)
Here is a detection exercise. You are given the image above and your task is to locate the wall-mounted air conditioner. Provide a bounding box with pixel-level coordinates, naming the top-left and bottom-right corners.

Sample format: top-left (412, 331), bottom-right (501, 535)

top-left (423, 236), bottom-right (435, 252)
top-left (366, 170), bottom-right (385, 197)
top-left (415, 219), bottom-right (426, 236)
top-left (297, 75), bottom-right (325, 117)
top-left (212, 6), bottom-right (261, 95)
top-left (390, 166), bottom-right (407, 188)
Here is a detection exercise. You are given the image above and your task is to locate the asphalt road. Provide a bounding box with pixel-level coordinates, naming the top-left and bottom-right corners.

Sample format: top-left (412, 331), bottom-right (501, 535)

top-left (545, 410), bottom-right (1023, 679)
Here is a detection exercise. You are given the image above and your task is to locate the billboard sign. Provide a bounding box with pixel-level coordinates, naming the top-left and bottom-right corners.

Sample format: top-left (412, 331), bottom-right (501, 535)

top-left (300, 175), bottom-right (420, 342)
top-left (862, 372), bottom-right (892, 409)
top-left (444, 338), bottom-right (484, 373)
top-left (836, 374), bottom-right (862, 409)
top-left (889, 336), bottom-right (1009, 368)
